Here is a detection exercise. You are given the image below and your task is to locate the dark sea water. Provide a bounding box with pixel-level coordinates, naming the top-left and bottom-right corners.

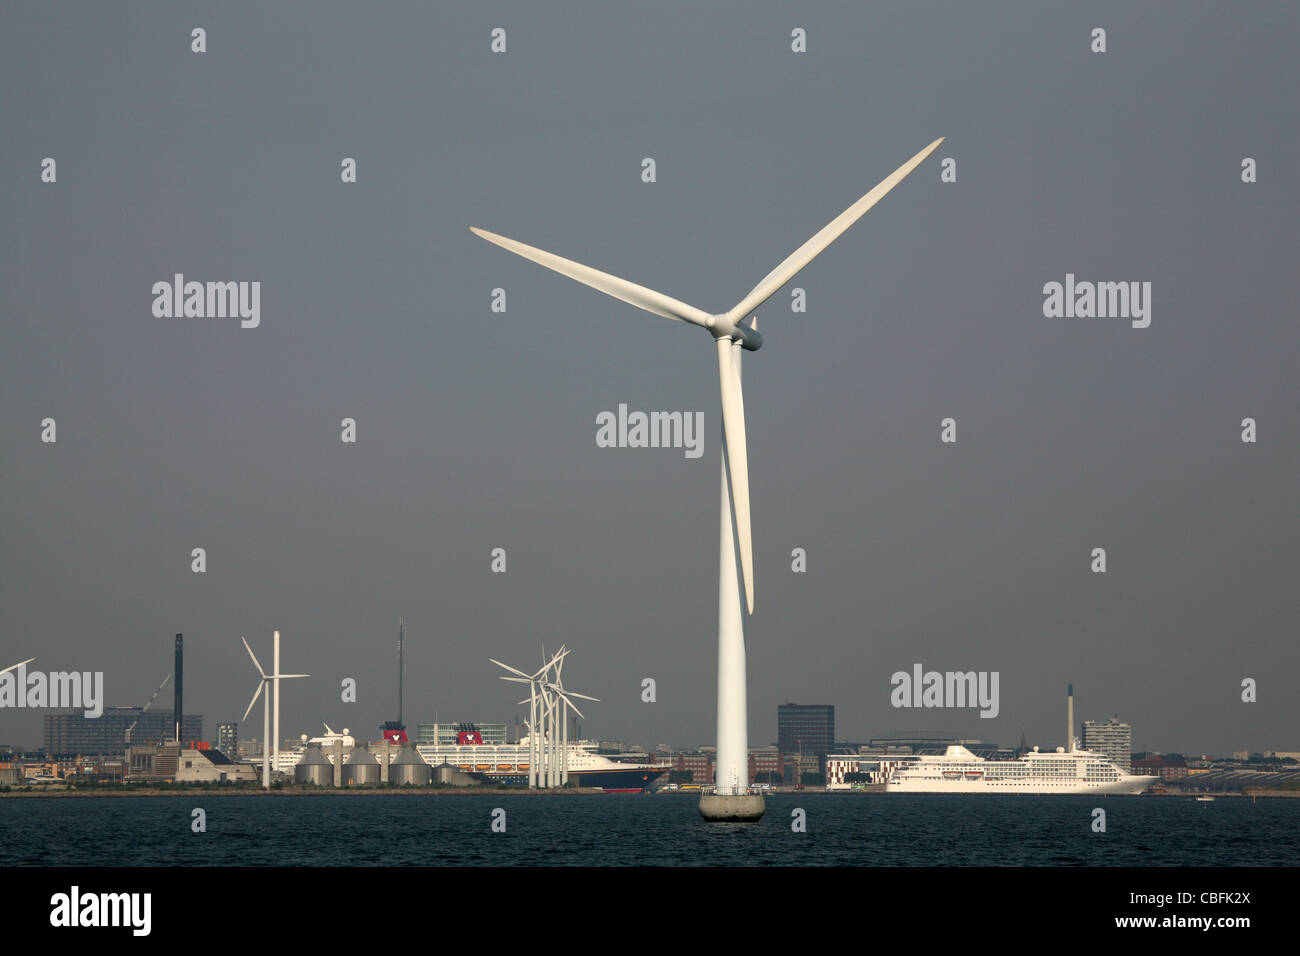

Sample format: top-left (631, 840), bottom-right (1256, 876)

top-left (3, 793), bottom-right (1295, 866)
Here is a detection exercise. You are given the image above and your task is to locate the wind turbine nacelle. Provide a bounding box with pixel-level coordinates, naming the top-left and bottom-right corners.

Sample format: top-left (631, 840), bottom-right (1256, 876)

top-left (706, 315), bottom-right (762, 351)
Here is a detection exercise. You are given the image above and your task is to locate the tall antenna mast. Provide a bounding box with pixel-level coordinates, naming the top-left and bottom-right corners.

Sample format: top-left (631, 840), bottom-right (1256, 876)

top-left (398, 618), bottom-right (405, 728)
top-left (174, 633), bottom-right (183, 744)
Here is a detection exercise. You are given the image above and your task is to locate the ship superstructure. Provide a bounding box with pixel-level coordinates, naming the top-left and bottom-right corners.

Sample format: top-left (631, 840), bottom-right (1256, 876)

top-left (417, 729), bottom-right (666, 791)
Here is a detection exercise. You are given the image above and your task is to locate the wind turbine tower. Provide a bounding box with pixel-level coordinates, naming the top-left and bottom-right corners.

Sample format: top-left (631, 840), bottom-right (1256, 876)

top-left (243, 633), bottom-right (308, 788)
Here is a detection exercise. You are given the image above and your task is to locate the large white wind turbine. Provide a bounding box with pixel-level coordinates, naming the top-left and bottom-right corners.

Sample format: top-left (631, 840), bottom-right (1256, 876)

top-left (268, 630), bottom-right (308, 780)
top-left (473, 138), bottom-right (943, 818)
top-left (242, 634), bottom-right (308, 789)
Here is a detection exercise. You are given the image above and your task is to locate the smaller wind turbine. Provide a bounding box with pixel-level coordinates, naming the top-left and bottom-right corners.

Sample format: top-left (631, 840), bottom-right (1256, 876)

top-left (242, 635), bottom-right (308, 789)
top-left (491, 661), bottom-right (540, 786)
top-left (124, 673), bottom-right (171, 745)
top-left (544, 647), bottom-right (598, 785)
top-left (538, 645), bottom-right (551, 785)
top-left (491, 647), bottom-right (567, 788)
top-left (544, 679), bottom-right (599, 785)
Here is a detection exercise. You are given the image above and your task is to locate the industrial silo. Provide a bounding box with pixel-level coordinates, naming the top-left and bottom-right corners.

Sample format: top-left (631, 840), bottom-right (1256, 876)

top-left (389, 745), bottom-right (431, 786)
top-left (341, 744), bottom-right (380, 786)
top-left (294, 743), bottom-right (334, 787)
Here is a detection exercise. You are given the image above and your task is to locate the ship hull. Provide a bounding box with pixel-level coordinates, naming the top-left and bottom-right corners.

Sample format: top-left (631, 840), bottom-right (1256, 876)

top-left (887, 776), bottom-right (1152, 795)
top-left (466, 766), bottom-right (667, 790)
top-left (572, 766), bottom-right (666, 790)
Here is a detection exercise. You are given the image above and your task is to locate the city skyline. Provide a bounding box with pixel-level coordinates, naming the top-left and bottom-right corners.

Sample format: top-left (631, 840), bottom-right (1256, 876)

top-left (12, 688), bottom-right (1289, 761)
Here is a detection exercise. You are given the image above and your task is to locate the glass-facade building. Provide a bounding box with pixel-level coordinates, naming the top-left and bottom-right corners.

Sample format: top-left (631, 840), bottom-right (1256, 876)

top-left (44, 709), bottom-right (203, 756)
top-left (778, 704), bottom-right (835, 766)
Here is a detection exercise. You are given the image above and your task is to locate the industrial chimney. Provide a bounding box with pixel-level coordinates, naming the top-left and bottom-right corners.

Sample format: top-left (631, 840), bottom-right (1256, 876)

top-left (174, 633), bottom-right (183, 743)
top-left (1066, 683), bottom-right (1074, 754)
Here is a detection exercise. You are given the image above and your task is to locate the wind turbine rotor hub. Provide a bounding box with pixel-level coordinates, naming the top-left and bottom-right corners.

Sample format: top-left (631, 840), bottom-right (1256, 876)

top-left (707, 315), bottom-right (762, 351)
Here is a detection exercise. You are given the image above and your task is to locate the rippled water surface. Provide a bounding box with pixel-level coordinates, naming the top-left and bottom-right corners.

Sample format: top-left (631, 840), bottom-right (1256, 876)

top-left (3, 793), bottom-right (1295, 866)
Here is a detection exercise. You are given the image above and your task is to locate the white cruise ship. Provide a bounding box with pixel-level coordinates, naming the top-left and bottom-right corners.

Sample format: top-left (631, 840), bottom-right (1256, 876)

top-left (884, 685), bottom-right (1152, 794)
top-left (885, 744), bottom-right (1151, 794)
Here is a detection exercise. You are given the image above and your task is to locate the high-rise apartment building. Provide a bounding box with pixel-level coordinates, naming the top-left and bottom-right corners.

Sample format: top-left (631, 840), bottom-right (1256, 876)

top-left (1082, 717), bottom-right (1132, 772)
top-left (216, 722), bottom-right (239, 758)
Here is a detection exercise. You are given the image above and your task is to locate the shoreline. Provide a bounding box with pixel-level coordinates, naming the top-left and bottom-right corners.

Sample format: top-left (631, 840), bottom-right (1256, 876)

top-left (3, 786), bottom-right (1296, 799)
top-left (0, 786), bottom-right (611, 798)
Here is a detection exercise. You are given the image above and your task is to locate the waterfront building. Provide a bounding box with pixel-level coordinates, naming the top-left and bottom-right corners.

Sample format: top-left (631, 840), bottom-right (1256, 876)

top-left (175, 744), bottom-right (258, 783)
top-left (778, 703), bottom-right (835, 770)
top-left (44, 709), bottom-right (202, 756)
top-left (216, 722), bottom-right (238, 758)
top-left (236, 738), bottom-right (261, 761)
top-left (1132, 755), bottom-right (1188, 781)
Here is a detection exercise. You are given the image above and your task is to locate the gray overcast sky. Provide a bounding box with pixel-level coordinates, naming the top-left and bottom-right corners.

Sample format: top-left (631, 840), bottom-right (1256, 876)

top-left (2, 2), bottom-right (1296, 756)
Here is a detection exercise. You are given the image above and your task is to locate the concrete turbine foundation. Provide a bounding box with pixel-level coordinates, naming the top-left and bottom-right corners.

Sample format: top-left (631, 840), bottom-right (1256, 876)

top-left (699, 793), bottom-right (766, 822)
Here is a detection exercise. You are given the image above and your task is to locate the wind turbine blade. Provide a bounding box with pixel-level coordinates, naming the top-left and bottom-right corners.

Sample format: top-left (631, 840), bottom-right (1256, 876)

top-left (717, 340), bottom-right (754, 613)
top-left (725, 138), bottom-right (944, 323)
top-left (490, 658), bottom-right (531, 679)
top-left (565, 691), bottom-right (600, 702)
top-left (532, 648), bottom-right (567, 680)
top-left (1, 658), bottom-right (36, 675)
top-left (554, 690), bottom-right (585, 721)
top-left (241, 636), bottom-right (266, 678)
top-left (277, 674), bottom-right (310, 679)
top-left (242, 681), bottom-right (265, 722)
top-left (500, 676), bottom-right (530, 684)
top-left (470, 227), bottom-right (713, 329)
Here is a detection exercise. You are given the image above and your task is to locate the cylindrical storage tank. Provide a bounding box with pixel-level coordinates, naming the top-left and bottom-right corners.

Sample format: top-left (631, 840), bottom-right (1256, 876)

top-left (342, 744), bottom-right (380, 786)
top-left (389, 745), bottom-right (431, 786)
top-left (295, 744), bottom-right (334, 786)
top-left (433, 763), bottom-right (477, 786)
